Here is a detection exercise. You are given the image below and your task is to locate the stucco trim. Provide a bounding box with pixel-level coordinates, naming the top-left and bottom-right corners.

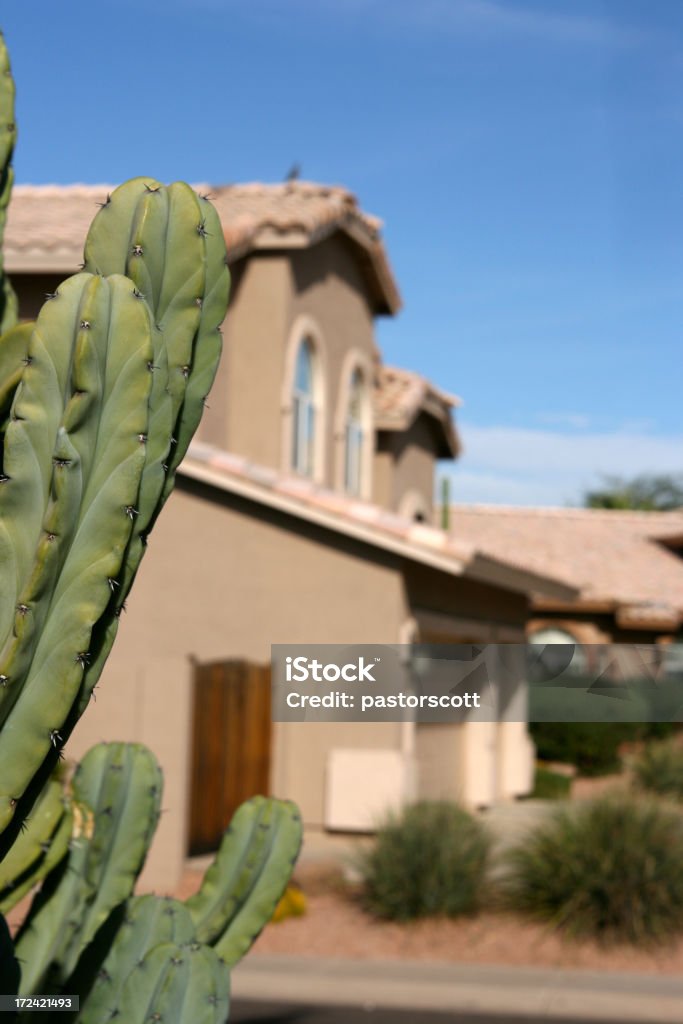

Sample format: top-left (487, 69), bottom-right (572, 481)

top-left (180, 458), bottom-right (471, 575)
top-left (178, 456), bottom-right (577, 601)
top-left (333, 348), bottom-right (375, 500)
top-left (281, 315), bottom-right (328, 484)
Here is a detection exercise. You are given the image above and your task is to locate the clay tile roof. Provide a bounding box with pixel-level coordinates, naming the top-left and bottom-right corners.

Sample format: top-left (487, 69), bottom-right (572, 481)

top-left (5, 181), bottom-right (401, 315)
top-left (448, 504), bottom-right (683, 626)
top-left (374, 365), bottom-right (462, 458)
top-left (181, 442), bottom-right (576, 601)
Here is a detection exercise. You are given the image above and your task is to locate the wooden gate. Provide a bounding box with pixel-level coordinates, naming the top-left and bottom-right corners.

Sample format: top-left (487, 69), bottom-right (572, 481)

top-left (188, 659), bottom-right (271, 855)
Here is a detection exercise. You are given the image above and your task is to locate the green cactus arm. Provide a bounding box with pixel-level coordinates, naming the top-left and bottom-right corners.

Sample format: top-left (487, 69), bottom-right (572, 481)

top-left (69, 743), bottom-right (163, 950)
top-left (161, 194), bottom-right (229, 482)
top-left (0, 798), bottom-right (72, 915)
top-left (0, 321), bottom-right (32, 421)
top-left (73, 179), bottom-right (228, 716)
top-left (0, 912), bottom-right (20, 1004)
top-left (112, 941), bottom-right (229, 1024)
top-left (0, 31), bottom-right (18, 334)
top-left (76, 895), bottom-right (196, 1023)
top-left (14, 844), bottom-right (83, 995)
top-left (0, 274), bottom-right (154, 833)
top-left (186, 796), bottom-right (302, 966)
top-left (83, 178), bottom-right (206, 419)
top-left (15, 743), bottom-right (162, 993)
top-left (73, 323), bottom-right (173, 716)
top-left (0, 778), bottom-right (65, 890)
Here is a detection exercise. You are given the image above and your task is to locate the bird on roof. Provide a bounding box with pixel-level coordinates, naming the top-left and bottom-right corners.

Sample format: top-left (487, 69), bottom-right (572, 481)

top-left (285, 163), bottom-right (301, 182)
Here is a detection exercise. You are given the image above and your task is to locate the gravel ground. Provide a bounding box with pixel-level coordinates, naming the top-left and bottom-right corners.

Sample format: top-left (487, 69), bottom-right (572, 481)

top-left (176, 861), bottom-right (683, 977)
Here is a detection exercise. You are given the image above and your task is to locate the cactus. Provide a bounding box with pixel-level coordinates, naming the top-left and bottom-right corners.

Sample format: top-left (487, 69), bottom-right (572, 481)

top-left (109, 941), bottom-right (229, 1024)
top-left (15, 743), bottom-right (162, 994)
top-left (0, 801), bottom-right (72, 916)
top-left (0, 26), bottom-right (302, 1022)
top-left (0, 32), bottom-right (17, 334)
top-left (72, 177), bottom-right (230, 719)
top-left (0, 777), bottom-right (68, 912)
top-left (8, 744), bottom-right (301, 1018)
top-left (0, 274), bottom-right (156, 835)
top-left (187, 796), bottom-right (303, 966)
top-left (76, 894), bottom-right (196, 1022)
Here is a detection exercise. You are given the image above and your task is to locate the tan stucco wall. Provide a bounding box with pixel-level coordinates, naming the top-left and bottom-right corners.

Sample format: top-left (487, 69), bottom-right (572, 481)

top-left (198, 254), bottom-right (291, 467)
top-left (68, 476), bottom-right (410, 886)
top-left (288, 237), bottom-right (378, 488)
top-left (415, 723), bottom-right (466, 802)
top-left (198, 235), bottom-right (379, 492)
top-left (374, 414), bottom-right (440, 518)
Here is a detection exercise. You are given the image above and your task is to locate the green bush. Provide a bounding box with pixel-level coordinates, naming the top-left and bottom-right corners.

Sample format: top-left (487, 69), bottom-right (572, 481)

top-left (632, 739), bottom-right (683, 800)
top-left (529, 722), bottom-right (676, 777)
top-left (357, 801), bottom-right (490, 922)
top-left (530, 765), bottom-right (572, 800)
top-left (504, 794), bottom-right (683, 945)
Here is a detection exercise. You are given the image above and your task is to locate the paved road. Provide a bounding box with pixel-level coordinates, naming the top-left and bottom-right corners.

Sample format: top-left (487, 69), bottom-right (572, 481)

top-left (231, 1001), bottom-right (622, 1024)
top-left (232, 956), bottom-right (683, 1023)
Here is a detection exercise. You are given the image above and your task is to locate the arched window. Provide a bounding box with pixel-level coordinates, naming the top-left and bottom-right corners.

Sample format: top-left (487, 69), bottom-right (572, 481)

top-left (292, 337), bottom-right (315, 476)
top-left (344, 368), bottom-right (365, 496)
top-left (529, 627), bottom-right (588, 677)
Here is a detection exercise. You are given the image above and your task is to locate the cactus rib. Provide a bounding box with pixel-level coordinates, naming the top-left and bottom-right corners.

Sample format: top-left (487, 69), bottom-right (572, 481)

top-left (187, 796), bottom-right (303, 966)
top-left (76, 894), bottom-right (196, 1023)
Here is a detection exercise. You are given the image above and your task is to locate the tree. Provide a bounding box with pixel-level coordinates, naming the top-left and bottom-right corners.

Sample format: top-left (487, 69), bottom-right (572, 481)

top-left (583, 473), bottom-right (683, 511)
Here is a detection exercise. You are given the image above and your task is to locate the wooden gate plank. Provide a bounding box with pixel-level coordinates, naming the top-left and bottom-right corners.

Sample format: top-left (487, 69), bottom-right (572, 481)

top-left (189, 659), bottom-right (271, 855)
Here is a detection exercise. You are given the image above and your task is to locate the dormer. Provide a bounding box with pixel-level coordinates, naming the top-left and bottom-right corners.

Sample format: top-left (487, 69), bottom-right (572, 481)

top-left (373, 366), bottom-right (461, 521)
top-left (195, 182), bottom-right (401, 495)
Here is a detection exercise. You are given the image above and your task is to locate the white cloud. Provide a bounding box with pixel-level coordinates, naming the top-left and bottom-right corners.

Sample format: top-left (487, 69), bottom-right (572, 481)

top-left (444, 423), bottom-right (683, 506)
top-left (537, 412), bottom-right (593, 430)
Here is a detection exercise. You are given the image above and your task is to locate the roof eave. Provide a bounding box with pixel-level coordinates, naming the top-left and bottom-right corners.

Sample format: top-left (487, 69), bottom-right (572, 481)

top-left (177, 456), bottom-right (578, 601)
top-left (466, 553), bottom-right (580, 602)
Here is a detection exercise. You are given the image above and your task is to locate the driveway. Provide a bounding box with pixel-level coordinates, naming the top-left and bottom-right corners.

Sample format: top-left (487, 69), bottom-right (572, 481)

top-left (231, 1002), bottom-right (622, 1024)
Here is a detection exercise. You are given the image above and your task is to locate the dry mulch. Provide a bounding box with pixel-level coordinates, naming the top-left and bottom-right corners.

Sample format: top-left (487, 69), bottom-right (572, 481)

top-left (176, 861), bottom-right (683, 976)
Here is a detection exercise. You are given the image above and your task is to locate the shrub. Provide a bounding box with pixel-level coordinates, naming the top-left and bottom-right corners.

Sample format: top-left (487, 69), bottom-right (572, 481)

top-left (504, 794), bottom-right (683, 945)
top-left (530, 765), bottom-right (572, 800)
top-left (632, 739), bottom-right (683, 800)
top-left (529, 722), bottom-right (676, 777)
top-left (357, 801), bottom-right (490, 922)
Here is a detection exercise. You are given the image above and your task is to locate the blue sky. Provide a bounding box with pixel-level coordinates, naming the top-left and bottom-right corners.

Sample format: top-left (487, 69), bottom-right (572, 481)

top-left (3, 1), bottom-right (681, 505)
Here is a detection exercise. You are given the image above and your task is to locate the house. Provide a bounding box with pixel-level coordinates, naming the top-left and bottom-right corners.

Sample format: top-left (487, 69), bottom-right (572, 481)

top-left (4, 182), bottom-right (576, 888)
top-left (448, 504), bottom-right (683, 660)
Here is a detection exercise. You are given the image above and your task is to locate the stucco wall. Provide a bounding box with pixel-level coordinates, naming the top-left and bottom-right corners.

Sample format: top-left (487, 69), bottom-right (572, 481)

top-left (406, 562), bottom-right (530, 632)
top-left (374, 413), bottom-right (440, 519)
top-left (199, 254), bottom-right (291, 467)
top-left (198, 235), bottom-right (379, 492)
top-left (68, 476), bottom-right (410, 886)
top-left (288, 236), bottom-right (378, 490)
